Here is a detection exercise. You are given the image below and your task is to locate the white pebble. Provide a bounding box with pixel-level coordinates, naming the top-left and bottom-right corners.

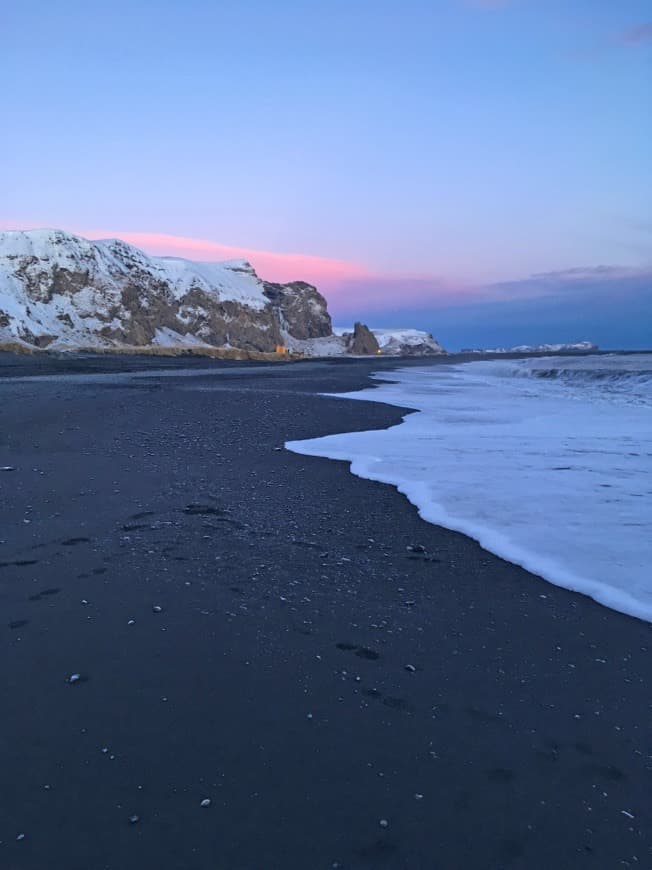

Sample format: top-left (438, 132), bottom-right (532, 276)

top-left (200, 798), bottom-right (211, 808)
top-left (379, 819), bottom-right (389, 828)
top-left (152, 605), bottom-right (163, 613)
top-left (129, 815), bottom-right (140, 824)
top-left (68, 673), bottom-right (81, 684)
top-left (16, 833), bottom-right (25, 841)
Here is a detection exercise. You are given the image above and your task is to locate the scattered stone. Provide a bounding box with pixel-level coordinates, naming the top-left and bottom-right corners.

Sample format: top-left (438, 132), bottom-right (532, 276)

top-left (405, 664), bottom-right (417, 673)
top-left (68, 673), bottom-right (81, 684)
top-left (128, 815), bottom-right (140, 825)
top-left (127, 619), bottom-right (135, 625)
top-left (152, 605), bottom-right (163, 613)
top-left (306, 713), bottom-right (313, 720)
top-left (200, 798), bottom-right (212, 808)
top-left (414, 793), bottom-right (424, 800)
top-left (379, 818), bottom-right (389, 828)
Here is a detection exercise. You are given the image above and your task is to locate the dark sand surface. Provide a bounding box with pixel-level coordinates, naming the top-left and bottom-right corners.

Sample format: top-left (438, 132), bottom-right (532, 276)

top-left (0, 353), bottom-right (650, 869)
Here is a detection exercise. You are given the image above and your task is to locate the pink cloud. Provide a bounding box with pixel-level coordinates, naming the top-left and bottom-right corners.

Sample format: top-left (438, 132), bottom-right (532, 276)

top-left (0, 219), bottom-right (371, 287)
top-left (119, 232), bottom-right (470, 310)
top-left (90, 229), bottom-right (372, 287)
top-left (0, 219), bottom-right (471, 310)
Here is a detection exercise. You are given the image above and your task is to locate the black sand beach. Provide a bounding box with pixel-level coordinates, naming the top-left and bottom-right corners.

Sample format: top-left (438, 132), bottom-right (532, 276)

top-left (1, 354), bottom-right (650, 869)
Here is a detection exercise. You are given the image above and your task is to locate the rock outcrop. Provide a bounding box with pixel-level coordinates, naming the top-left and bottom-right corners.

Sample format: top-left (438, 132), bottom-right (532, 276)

top-left (345, 322), bottom-right (380, 355)
top-left (0, 230), bottom-right (332, 352)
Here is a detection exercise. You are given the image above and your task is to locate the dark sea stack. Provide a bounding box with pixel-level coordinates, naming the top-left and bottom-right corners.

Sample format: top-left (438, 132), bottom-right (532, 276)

top-left (346, 322), bottom-right (380, 355)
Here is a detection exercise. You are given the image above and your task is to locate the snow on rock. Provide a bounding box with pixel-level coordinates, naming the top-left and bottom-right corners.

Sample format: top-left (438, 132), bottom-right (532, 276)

top-left (0, 229), bottom-right (331, 352)
top-left (334, 327), bottom-right (445, 356)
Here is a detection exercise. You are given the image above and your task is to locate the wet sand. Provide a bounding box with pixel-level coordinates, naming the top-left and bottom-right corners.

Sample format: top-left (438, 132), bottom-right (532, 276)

top-left (0, 353), bottom-right (650, 869)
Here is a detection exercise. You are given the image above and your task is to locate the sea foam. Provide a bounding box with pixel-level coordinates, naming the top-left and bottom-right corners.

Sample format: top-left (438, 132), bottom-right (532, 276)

top-left (286, 354), bottom-right (652, 622)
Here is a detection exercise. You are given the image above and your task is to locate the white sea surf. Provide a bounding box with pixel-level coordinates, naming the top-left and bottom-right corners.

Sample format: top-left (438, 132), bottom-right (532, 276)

top-left (286, 354), bottom-right (652, 622)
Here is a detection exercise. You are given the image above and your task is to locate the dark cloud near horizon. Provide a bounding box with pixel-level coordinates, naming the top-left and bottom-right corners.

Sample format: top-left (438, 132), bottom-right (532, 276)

top-left (330, 268), bottom-right (652, 351)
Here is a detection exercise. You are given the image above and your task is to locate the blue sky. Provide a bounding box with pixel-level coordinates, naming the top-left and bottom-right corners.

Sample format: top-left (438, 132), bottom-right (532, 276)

top-left (2, 0), bottom-right (651, 348)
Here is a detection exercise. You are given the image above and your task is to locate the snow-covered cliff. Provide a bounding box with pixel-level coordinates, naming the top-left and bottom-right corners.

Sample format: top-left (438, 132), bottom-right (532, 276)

top-left (0, 230), bottom-right (331, 351)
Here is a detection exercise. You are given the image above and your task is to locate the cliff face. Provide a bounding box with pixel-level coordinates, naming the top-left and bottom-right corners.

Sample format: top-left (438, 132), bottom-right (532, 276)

top-left (0, 230), bottom-right (331, 352)
top-left (262, 280), bottom-right (332, 341)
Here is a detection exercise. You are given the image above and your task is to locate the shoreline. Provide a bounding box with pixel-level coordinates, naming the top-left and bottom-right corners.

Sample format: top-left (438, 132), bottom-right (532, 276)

top-left (0, 346), bottom-right (615, 381)
top-left (1, 356), bottom-right (650, 868)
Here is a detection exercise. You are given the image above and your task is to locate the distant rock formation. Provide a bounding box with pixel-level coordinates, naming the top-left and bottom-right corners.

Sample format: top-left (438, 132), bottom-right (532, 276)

top-left (0, 230), bottom-right (332, 352)
top-left (345, 322), bottom-right (380, 355)
top-left (461, 341), bottom-right (598, 354)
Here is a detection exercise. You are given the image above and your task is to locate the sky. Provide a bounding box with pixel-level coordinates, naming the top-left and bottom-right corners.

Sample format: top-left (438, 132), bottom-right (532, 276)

top-left (2, 0), bottom-right (651, 349)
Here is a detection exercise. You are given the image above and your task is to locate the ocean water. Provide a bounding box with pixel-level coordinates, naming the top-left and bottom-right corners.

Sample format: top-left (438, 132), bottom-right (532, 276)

top-left (286, 354), bottom-right (652, 622)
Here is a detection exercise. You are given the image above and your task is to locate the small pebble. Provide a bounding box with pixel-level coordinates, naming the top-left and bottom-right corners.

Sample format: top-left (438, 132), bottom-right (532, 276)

top-left (405, 664), bottom-right (416, 673)
top-left (379, 819), bottom-right (389, 828)
top-left (68, 673), bottom-right (81, 684)
top-left (200, 798), bottom-right (211, 808)
top-left (152, 605), bottom-right (163, 613)
top-left (127, 619), bottom-right (135, 625)
top-left (414, 793), bottom-right (424, 800)
top-left (16, 833), bottom-right (25, 841)
top-left (128, 815), bottom-right (140, 824)
top-left (306, 713), bottom-right (313, 720)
